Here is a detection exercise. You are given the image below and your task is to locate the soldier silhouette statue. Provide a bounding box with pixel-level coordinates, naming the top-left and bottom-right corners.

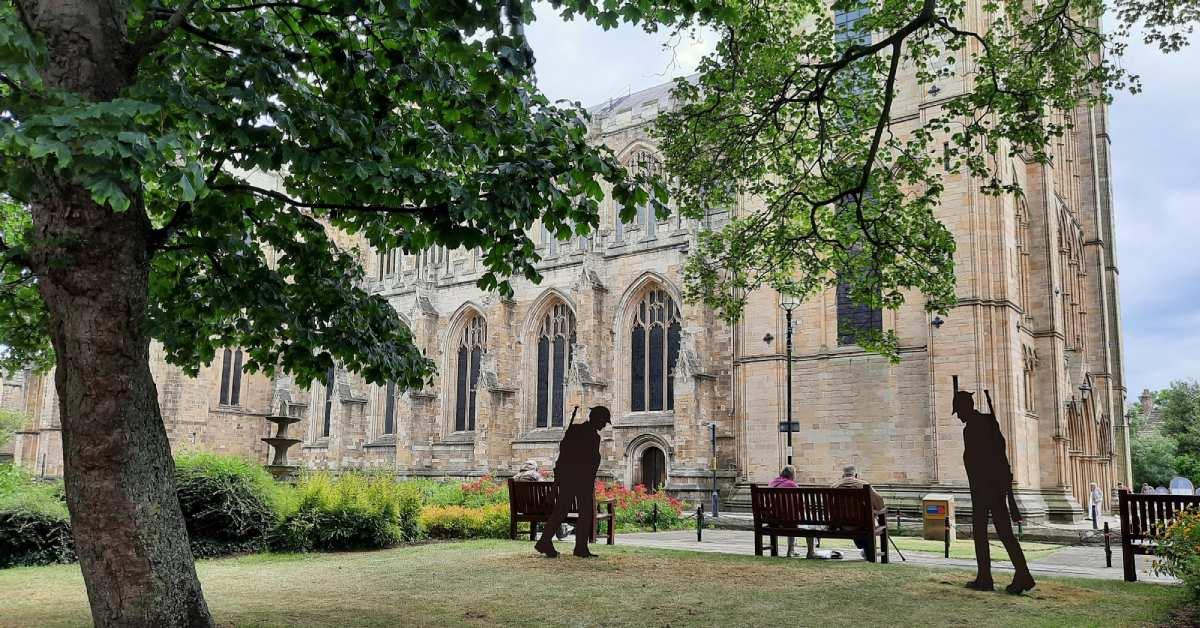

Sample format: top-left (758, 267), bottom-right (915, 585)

top-left (953, 376), bottom-right (1036, 594)
top-left (535, 405), bottom-right (610, 558)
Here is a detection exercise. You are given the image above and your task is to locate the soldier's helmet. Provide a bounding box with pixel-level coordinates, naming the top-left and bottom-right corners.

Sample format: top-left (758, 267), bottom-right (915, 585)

top-left (951, 390), bottom-right (976, 419)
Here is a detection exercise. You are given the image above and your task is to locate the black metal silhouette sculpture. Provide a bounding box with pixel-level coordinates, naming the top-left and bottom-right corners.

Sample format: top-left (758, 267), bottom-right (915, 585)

top-left (953, 376), bottom-right (1035, 594)
top-left (535, 405), bottom-right (611, 558)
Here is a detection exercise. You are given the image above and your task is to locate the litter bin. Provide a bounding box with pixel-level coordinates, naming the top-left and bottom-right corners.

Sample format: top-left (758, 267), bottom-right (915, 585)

top-left (922, 493), bottom-right (956, 542)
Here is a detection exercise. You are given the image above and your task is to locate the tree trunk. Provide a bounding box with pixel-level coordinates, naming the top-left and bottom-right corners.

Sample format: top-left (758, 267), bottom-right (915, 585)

top-left (29, 183), bottom-right (214, 627)
top-left (17, 3), bottom-right (213, 623)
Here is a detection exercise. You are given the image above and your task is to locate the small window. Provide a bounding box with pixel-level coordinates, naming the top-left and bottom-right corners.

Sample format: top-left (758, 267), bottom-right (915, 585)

top-left (382, 381), bottom-right (396, 436)
top-left (322, 367), bottom-right (335, 438)
top-left (218, 348), bottom-right (243, 406)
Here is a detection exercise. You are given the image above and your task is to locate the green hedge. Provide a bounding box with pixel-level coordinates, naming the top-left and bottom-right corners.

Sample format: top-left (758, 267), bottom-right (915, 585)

top-left (271, 472), bottom-right (422, 552)
top-left (0, 465), bottom-right (75, 568)
top-left (419, 503), bottom-right (509, 539)
top-left (174, 452), bottom-right (281, 557)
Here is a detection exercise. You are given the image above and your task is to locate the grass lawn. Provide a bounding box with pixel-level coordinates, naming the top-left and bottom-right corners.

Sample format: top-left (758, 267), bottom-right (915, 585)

top-left (0, 540), bottom-right (1188, 627)
top-left (818, 535), bottom-right (1064, 562)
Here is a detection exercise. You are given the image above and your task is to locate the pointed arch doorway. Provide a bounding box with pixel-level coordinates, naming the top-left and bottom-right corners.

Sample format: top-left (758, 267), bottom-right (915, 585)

top-left (639, 447), bottom-right (667, 493)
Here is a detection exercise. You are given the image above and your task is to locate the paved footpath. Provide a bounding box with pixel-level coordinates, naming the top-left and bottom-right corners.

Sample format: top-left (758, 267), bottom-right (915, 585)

top-left (617, 529), bottom-right (1177, 584)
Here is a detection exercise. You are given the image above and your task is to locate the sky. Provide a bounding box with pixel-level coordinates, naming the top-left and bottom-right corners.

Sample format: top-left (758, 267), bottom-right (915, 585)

top-left (525, 5), bottom-right (1199, 401)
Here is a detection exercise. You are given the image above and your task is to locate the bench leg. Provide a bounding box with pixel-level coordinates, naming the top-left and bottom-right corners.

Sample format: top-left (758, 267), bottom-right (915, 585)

top-left (529, 522), bottom-right (538, 541)
top-left (806, 537), bottom-right (815, 558)
top-left (607, 517), bottom-right (615, 545)
top-left (754, 531), bottom-right (764, 556)
top-left (770, 534), bottom-right (779, 557)
top-left (510, 517), bottom-right (517, 541)
top-left (866, 534), bottom-right (877, 563)
top-left (881, 529), bottom-right (889, 565)
top-left (1123, 545), bottom-right (1137, 582)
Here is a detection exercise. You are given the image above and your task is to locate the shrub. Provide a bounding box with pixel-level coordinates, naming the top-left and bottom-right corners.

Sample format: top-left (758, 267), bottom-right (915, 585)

top-left (174, 452), bottom-right (280, 557)
top-left (271, 472), bottom-right (422, 552)
top-left (594, 481), bottom-right (686, 531)
top-left (406, 475), bottom-right (508, 508)
top-left (0, 465), bottom-right (75, 567)
top-left (420, 503), bottom-right (509, 539)
top-left (1153, 507), bottom-right (1200, 597)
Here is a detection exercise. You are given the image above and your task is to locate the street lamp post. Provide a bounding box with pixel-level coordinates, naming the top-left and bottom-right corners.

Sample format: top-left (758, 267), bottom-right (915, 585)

top-left (779, 293), bottom-right (801, 466)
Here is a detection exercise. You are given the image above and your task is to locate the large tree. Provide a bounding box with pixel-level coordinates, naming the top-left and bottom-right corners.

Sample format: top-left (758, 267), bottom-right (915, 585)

top-left (0, 2), bottom-right (675, 625)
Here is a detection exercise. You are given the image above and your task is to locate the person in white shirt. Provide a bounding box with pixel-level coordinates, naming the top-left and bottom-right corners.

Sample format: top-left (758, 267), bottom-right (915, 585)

top-left (1088, 482), bottom-right (1104, 524)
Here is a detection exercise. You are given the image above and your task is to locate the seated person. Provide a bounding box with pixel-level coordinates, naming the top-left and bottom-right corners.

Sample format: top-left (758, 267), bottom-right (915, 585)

top-left (831, 464), bottom-right (886, 558)
top-left (768, 465), bottom-right (800, 557)
top-left (513, 459), bottom-right (543, 482)
top-left (512, 459), bottom-right (570, 540)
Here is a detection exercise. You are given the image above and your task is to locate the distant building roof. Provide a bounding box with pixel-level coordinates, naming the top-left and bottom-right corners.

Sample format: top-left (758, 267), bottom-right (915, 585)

top-left (586, 75), bottom-right (699, 132)
top-left (1129, 388), bottom-right (1164, 436)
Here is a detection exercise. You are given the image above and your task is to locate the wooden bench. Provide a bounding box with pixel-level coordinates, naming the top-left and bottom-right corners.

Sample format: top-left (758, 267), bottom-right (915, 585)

top-left (507, 478), bottom-right (615, 545)
top-left (1118, 489), bottom-right (1200, 581)
top-left (750, 484), bottom-right (888, 563)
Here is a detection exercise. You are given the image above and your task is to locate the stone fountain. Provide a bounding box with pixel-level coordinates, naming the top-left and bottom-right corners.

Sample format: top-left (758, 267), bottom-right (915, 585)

top-left (263, 403), bottom-right (302, 480)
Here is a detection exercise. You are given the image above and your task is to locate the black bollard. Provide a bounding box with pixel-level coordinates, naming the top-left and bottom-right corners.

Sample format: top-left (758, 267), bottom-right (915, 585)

top-left (944, 527), bottom-right (950, 559)
top-left (1104, 521), bottom-right (1112, 568)
top-left (697, 504), bottom-right (704, 542)
top-left (652, 503), bottom-right (658, 533)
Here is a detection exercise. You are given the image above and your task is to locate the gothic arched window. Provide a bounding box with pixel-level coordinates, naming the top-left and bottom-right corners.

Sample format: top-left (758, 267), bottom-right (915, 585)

top-left (630, 289), bottom-right (681, 412)
top-left (454, 315), bottom-right (486, 432)
top-left (218, 348), bottom-right (243, 406)
top-left (535, 303), bottom-right (576, 428)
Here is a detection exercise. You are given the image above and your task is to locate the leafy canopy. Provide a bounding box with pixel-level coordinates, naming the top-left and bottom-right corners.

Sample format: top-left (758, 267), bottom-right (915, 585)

top-left (0, 1), bottom-right (683, 385)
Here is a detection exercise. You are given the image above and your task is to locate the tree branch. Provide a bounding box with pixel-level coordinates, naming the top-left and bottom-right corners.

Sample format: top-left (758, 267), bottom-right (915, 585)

top-left (132, 0), bottom-right (202, 61)
top-left (211, 2), bottom-right (343, 14)
top-left (210, 183), bottom-right (445, 217)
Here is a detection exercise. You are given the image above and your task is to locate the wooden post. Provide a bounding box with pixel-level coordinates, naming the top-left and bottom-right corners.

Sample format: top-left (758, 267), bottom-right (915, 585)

top-left (1104, 521), bottom-right (1112, 568)
top-left (1119, 489), bottom-right (1137, 582)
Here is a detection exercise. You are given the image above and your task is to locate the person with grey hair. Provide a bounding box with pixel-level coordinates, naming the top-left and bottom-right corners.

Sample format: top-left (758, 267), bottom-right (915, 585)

top-left (513, 459), bottom-right (543, 483)
top-left (831, 464), bottom-right (886, 559)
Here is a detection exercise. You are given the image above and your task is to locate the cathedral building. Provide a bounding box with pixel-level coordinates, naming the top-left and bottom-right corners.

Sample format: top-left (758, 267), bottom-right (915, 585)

top-left (3, 44), bottom-right (1129, 521)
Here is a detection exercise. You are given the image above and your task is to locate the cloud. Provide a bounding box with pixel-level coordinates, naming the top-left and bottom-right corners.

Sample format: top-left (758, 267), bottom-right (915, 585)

top-left (523, 5), bottom-right (1198, 399)
top-left (526, 3), bottom-right (714, 107)
top-left (1110, 28), bottom-right (1200, 397)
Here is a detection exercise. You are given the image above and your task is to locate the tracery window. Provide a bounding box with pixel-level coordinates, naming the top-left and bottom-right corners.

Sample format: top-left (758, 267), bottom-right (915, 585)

top-left (218, 348), bottom-right (243, 406)
top-left (836, 279), bottom-right (882, 346)
top-left (535, 304), bottom-right (576, 428)
top-left (454, 315), bottom-right (486, 432)
top-left (630, 289), bottom-right (682, 412)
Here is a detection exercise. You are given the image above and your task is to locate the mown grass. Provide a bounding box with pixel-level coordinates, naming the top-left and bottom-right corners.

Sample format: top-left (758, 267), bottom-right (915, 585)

top-left (816, 535), bottom-right (1064, 562)
top-left (0, 540), bottom-right (1187, 627)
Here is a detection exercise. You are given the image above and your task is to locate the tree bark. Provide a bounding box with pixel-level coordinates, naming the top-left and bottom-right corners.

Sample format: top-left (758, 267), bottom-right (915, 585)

top-left (29, 184), bottom-right (214, 627)
top-left (19, 1), bottom-right (215, 625)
